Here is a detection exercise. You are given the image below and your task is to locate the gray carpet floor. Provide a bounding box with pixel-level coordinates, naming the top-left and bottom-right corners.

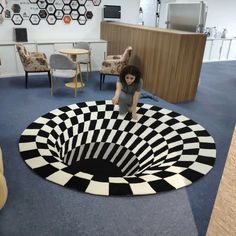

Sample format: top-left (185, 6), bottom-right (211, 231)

top-left (0, 60), bottom-right (236, 236)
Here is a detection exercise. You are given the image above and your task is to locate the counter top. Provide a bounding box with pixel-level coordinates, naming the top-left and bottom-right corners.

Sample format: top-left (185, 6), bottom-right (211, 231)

top-left (101, 21), bottom-right (204, 35)
top-left (0, 39), bottom-right (107, 45)
top-left (207, 37), bottom-right (236, 40)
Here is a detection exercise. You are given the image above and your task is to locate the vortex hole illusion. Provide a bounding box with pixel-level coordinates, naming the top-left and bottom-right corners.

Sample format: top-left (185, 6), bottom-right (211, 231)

top-left (58, 142), bottom-right (141, 177)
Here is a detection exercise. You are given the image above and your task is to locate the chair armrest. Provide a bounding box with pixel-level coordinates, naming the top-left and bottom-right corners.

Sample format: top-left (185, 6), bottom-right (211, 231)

top-left (105, 55), bottom-right (122, 60)
top-left (29, 52), bottom-right (47, 59)
top-left (102, 59), bottom-right (124, 66)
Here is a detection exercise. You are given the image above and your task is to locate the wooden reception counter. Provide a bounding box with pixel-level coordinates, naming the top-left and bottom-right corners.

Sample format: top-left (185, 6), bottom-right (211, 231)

top-left (101, 21), bottom-right (207, 103)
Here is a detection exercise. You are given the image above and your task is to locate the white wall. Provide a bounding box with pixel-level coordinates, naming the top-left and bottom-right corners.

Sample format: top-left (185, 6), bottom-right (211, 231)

top-left (142, 0), bottom-right (236, 38)
top-left (1, 1), bottom-right (235, 42)
top-left (175, 0), bottom-right (236, 37)
top-left (0, 0), bottom-right (140, 42)
top-left (159, 0), bottom-right (176, 28)
top-left (140, 0), bottom-right (157, 27)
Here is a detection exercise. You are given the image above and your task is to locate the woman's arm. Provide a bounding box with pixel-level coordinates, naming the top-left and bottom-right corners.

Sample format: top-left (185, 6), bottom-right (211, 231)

top-left (112, 81), bottom-right (122, 105)
top-left (131, 90), bottom-right (141, 120)
top-left (131, 79), bottom-right (143, 119)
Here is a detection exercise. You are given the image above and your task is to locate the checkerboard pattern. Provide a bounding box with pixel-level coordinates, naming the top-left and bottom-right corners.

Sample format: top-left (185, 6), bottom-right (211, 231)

top-left (19, 101), bottom-right (216, 196)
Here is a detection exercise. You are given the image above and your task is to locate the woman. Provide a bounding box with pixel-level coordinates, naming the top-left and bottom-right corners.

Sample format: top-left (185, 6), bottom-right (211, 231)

top-left (112, 65), bottom-right (143, 120)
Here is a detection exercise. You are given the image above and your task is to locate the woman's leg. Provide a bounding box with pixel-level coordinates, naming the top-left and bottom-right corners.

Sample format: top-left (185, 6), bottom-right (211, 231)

top-left (119, 91), bottom-right (132, 114)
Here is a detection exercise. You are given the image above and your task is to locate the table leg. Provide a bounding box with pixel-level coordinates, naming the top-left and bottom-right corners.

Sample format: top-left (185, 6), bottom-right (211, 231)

top-left (65, 62), bottom-right (84, 89)
top-left (65, 55), bottom-right (85, 89)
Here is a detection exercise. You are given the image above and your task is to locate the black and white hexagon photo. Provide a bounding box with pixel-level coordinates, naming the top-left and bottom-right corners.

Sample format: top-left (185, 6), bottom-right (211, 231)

top-left (7, 0), bottom-right (100, 25)
top-left (19, 101), bottom-right (216, 196)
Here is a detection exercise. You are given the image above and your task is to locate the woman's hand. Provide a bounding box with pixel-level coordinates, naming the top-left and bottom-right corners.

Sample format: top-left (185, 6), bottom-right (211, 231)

top-left (112, 81), bottom-right (122, 105)
top-left (132, 111), bottom-right (138, 120)
top-left (112, 96), bottom-right (119, 105)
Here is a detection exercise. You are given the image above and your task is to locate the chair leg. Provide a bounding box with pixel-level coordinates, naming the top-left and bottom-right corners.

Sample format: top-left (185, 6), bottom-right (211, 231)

top-left (25, 71), bottom-right (28, 89)
top-left (48, 71), bottom-right (52, 88)
top-left (100, 73), bottom-right (102, 90)
top-left (89, 62), bottom-right (91, 74)
top-left (79, 72), bottom-right (84, 89)
top-left (77, 63), bottom-right (84, 86)
top-left (86, 63), bottom-right (89, 81)
top-left (50, 73), bottom-right (53, 96)
top-left (75, 78), bottom-right (77, 97)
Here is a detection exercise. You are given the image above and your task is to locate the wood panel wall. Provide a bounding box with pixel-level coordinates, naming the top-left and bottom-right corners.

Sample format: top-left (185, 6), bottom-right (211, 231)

top-left (206, 126), bottom-right (236, 236)
top-left (100, 22), bottom-right (207, 103)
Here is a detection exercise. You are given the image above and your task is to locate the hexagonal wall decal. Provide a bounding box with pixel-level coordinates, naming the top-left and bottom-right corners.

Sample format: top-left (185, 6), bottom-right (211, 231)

top-left (7, 0), bottom-right (101, 26)
top-left (92, 0), bottom-right (101, 6)
top-left (78, 0), bottom-right (87, 5)
top-left (78, 6), bottom-right (86, 15)
top-left (71, 10), bottom-right (79, 20)
top-left (30, 14), bottom-right (41, 25)
top-left (47, 14), bottom-right (57, 25)
top-left (63, 5), bottom-right (71, 15)
top-left (55, 10), bottom-right (64, 20)
top-left (39, 9), bottom-right (48, 19)
top-left (63, 15), bottom-right (71, 24)
top-left (47, 5), bottom-right (56, 14)
top-left (78, 15), bottom-right (87, 25)
top-left (86, 11), bottom-right (93, 19)
top-left (70, 0), bottom-right (79, 10)
top-left (12, 14), bottom-right (23, 25)
top-left (0, 4), bottom-right (3, 14)
top-left (37, 0), bottom-right (48, 9)
top-left (54, 0), bottom-right (64, 10)
top-left (11, 4), bottom-right (21, 13)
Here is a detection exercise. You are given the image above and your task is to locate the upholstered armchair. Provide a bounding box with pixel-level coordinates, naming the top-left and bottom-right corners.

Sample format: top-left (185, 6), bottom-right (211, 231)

top-left (100, 46), bottom-right (132, 90)
top-left (16, 43), bottom-right (51, 88)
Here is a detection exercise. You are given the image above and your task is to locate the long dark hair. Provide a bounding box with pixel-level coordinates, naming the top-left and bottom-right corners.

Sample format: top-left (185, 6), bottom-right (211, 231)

top-left (119, 65), bottom-right (141, 85)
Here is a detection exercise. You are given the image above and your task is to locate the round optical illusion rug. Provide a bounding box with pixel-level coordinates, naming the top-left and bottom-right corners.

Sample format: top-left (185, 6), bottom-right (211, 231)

top-left (19, 100), bottom-right (216, 196)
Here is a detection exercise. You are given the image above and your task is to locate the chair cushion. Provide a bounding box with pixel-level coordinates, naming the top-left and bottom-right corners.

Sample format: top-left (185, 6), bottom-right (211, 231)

top-left (52, 70), bottom-right (76, 78)
top-left (101, 60), bottom-right (124, 75)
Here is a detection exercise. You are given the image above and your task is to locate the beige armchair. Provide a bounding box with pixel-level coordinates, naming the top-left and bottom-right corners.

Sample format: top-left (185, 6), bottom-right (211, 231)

top-left (100, 46), bottom-right (132, 90)
top-left (16, 43), bottom-right (51, 88)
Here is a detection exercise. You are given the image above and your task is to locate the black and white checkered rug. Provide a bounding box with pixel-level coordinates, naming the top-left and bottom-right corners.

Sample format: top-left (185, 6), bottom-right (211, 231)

top-left (19, 101), bottom-right (216, 196)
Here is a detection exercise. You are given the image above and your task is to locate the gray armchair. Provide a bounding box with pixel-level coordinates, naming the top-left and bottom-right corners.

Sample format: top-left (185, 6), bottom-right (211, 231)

top-left (74, 42), bottom-right (91, 80)
top-left (49, 54), bottom-right (83, 97)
